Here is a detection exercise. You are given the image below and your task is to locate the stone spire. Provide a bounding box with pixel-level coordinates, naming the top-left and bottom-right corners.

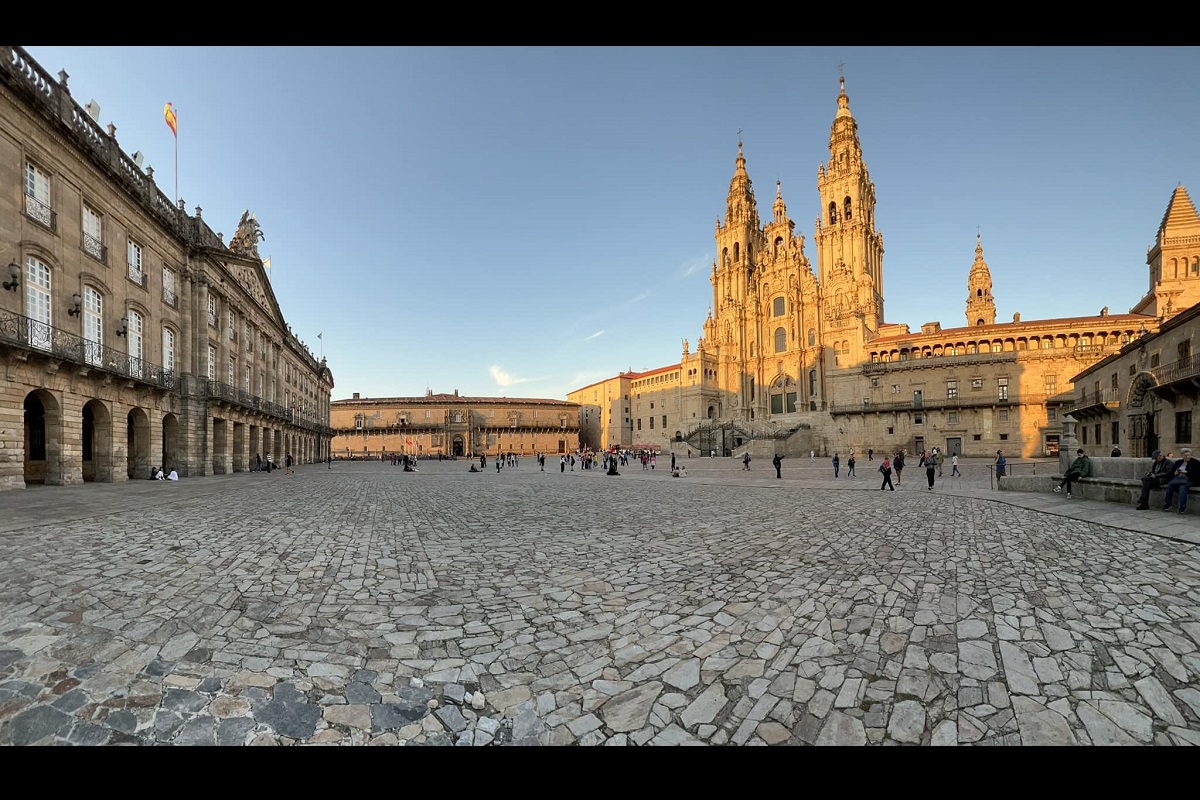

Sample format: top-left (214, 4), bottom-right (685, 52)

top-left (966, 232), bottom-right (996, 326)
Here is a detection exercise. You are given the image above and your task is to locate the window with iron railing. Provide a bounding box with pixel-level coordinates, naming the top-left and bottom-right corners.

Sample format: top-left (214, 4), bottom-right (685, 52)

top-left (127, 240), bottom-right (144, 286)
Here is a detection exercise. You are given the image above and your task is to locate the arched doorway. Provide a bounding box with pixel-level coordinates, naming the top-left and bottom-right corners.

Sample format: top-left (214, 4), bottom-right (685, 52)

top-left (127, 407), bottom-right (151, 479)
top-left (452, 436), bottom-right (464, 457)
top-left (162, 413), bottom-right (180, 473)
top-left (24, 389), bottom-right (73, 485)
top-left (82, 398), bottom-right (114, 482)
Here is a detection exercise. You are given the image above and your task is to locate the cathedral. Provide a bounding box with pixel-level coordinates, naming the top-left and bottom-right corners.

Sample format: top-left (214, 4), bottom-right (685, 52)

top-left (570, 76), bottom-right (1200, 460)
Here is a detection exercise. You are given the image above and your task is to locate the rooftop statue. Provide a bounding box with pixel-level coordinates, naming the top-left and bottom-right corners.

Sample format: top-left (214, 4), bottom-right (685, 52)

top-left (229, 210), bottom-right (266, 259)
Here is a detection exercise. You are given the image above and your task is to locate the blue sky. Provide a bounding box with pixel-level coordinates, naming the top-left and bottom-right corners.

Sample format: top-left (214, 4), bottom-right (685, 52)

top-left (23, 46), bottom-right (1200, 401)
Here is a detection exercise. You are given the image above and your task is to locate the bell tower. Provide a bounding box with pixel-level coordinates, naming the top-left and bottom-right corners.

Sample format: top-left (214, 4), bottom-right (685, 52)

top-left (966, 233), bottom-right (997, 326)
top-left (814, 73), bottom-right (885, 353)
top-left (1132, 184), bottom-right (1200, 320)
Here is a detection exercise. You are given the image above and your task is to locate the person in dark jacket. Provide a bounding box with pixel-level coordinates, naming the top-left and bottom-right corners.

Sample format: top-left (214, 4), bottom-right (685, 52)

top-left (1135, 450), bottom-right (1173, 510)
top-left (772, 453), bottom-right (784, 479)
top-left (1163, 448), bottom-right (1200, 513)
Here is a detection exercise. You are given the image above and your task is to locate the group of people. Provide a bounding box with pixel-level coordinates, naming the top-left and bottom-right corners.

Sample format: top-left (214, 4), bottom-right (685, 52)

top-left (1053, 446), bottom-right (1198, 513)
top-left (150, 465), bottom-right (179, 481)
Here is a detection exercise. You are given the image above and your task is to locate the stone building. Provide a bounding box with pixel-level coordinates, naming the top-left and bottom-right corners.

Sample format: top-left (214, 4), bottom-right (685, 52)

top-left (330, 391), bottom-right (580, 460)
top-left (571, 75), bottom-right (1196, 460)
top-left (0, 45), bottom-right (333, 491)
top-left (1067, 187), bottom-right (1200, 458)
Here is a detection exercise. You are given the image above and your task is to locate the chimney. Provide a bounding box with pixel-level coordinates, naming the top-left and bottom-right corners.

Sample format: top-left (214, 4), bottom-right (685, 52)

top-left (352, 392), bottom-right (360, 400)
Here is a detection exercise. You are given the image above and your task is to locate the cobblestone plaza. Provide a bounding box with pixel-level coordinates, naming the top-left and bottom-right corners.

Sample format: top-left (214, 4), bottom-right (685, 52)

top-left (2, 457), bottom-right (1199, 745)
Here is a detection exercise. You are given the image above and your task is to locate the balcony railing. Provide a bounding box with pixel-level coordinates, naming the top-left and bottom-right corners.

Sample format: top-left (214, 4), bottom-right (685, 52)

top-left (0, 307), bottom-right (174, 390)
top-left (127, 264), bottom-right (145, 286)
top-left (162, 286), bottom-right (177, 306)
top-left (82, 233), bottom-right (107, 264)
top-left (24, 193), bottom-right (56, 231)
top-left (1148, 352), bottom-right (1200, 386)
top-left (204, 379), bottom-right (331, 433)
top-left (830, 391), bottom-right (1076, 414)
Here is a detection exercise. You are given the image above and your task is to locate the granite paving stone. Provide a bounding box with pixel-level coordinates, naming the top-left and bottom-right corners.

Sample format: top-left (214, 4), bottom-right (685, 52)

top-left (1, 458), bottom-right (1198, 745)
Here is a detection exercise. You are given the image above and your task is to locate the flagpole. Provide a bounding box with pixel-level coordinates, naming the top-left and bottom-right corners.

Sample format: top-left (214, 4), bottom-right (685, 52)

top-left (174, 127), bottom-right (179, 207)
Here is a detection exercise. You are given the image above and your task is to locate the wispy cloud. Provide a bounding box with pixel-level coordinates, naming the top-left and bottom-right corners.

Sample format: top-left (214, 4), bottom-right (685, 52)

top-left (679, 255), bottom-right (711, 278)
top-left (621, 291), bottom-right (652, 309)
top-left (489, 365), bottom-right (530, 387)
top-left (585, 330), bottom-right (605, 341)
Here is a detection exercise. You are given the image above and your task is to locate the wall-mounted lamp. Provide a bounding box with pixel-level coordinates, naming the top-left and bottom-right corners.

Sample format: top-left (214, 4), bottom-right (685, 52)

top-left (2, 261), bottom-right (19, 292)
top-left (116, 316), bottom-right (128, 337)
top-left (68, 292), bottom-right (82, 316)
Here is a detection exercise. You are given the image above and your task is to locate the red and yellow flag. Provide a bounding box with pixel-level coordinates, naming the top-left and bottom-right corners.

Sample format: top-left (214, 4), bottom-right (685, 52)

top-left (163, 102), bottom-right (177, 137)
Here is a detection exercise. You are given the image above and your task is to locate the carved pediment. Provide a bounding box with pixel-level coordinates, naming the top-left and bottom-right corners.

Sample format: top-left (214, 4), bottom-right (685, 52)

top-left (229, 262), bottom-right (273, 315)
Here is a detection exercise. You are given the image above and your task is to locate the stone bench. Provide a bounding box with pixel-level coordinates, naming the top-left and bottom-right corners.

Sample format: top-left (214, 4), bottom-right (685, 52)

top-left (999, 457), bottom-right (1193, 512)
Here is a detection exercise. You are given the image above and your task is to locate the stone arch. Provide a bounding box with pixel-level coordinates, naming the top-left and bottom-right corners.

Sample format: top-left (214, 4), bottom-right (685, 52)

top-left (24, 389), bottom-right (63, 486)
top-left (126, 407), bottom-right (151, 479)
top-left (82, 398), bottom-right (114, 482)
top-left (162, 412), bottom-right (180, 473)
top-left (1126, 372), bottom-right (1157, 409)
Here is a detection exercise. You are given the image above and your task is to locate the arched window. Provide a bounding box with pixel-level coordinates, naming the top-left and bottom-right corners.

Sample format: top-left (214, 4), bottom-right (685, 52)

top-left (844, 196), bottom-right (852, 220)
top-left (733, 242), bottom-right (740, 263)
top-left (25, 255), bottom-right (52, 350)
top-left (162, 326), bottom-right (176, 374)
top-left (828, 202), bottom-right (838, 225)
top-left (977, 288), bottom-right (983, 297)
top-left (83, 286), bottom-right (103, 366)
top-left (773, 297), bottom-right (785, 317)
top-left (775, 327), bottom-right (787, 353)
top-left (809, 370), bottom-right (817, 396)
top-left (127, 309), bottom-right (144, 378)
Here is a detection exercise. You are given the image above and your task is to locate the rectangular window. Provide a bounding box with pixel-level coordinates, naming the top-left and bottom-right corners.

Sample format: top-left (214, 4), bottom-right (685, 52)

top-left (208, 345), bottom-right (216, 381)
top-left (999, 409), bottom-right (1009, 422)
top-left (773, 297), bottom-right (785, 317)
top-left (243, 365), bottom-right (251, 392)
top-left (948, 411), bottom-right (958, 424)
top-left (228, 357), bottom-right (235, 385)
top-left (1151, 353), bottom-right (1160, 368)
top-left (208, 295), bottom-right (217, 326)
top-left (1081, 426), bottom-right (1088, 445)
top-left (997, 377), bottom-right (1009, 401)
top-left (999, 433), bottom-right (1008, 440)
top-left (1176, 411), bottom-right (1192, 444)
top-left (246, 322), bottom-right (253, 351)
top-left (127, 240), bottom-right (144, 284)
top-left (24, 161), bottom-right (54, 229)
top-left (772, 394), bottom-right (784, 414)
top-left (914, 414), bottom-right (923, 425)
top-left (892, 384), bottom-right (900, 394)
top-left (162, 267), bottom-right (176, 306)
top-left (637, 419), bottom-right (642, 431)
top-left (1048, 408), bottom-right (1057, 421)
top-left (971, 378), bottom-right (983, 390)
top-left (649, 417), bottom-right (655, 429)
top-left (973, 434), bottom-right (982, 441)
top-left (227, 310), bottom-right (237, 341)
top-left (662, 415), bottom-right (667, 428)
top-left (991, 343), bottom-right (1002, 353)
top-left (1111, 372), bottom-right (1119, 390)
top-left (82, 203), bottom-right (104, 261)
top-left (83, 286), bottom-right (103, 366)
top-left (1095, 423), bottom-right (1101, 445)
top-left (1111, 420), bottom-right (1120, 446)
top-left (786, 392), bottom-right (797, 413)
top-left (947, 380), bottom-right (957, 399)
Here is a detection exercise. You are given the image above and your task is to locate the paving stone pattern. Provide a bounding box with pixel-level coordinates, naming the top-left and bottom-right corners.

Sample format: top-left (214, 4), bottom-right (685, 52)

top-left (1, 457), bottom-right (1199, 745)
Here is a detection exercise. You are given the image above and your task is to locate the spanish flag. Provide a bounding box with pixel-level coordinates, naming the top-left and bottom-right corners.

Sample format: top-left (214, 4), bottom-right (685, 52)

top-left (164, 102), bottom-right (177, 137)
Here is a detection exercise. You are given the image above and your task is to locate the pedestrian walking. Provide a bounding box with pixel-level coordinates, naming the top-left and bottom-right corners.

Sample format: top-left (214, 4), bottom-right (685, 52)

top-left (847, 453), bottom-right (856, 477)
top-left (950, 453), bottom-right (961, 477)
top-left (994, 449), bottom-right (1007, 487)
top-left (879, 457), bottom-right (895, 490)
top-left (935, 448), bottom-right (944, 477)
top-left (285, 452), bottom-right (294, 475)
top-left (772, 453), bottom-right (784, 479)
top-left (868, 448), bottom-right (873, 461)
top-left (326, 454), bottom-right (332, 469)
top-left (926, 457), bottom-right (936, 491)
top-left (832, 453), bottom-right (840, 478)
top-left (255, 453), bottom-right (262, 472)
top-left (742, 452), bottom-right (752, 471)
top-left (893, 451), bottom-right (905, 485)
top-left (810, 450), bottom-right (815, 462)
top-left (671, 452), bottom-right (676, 472)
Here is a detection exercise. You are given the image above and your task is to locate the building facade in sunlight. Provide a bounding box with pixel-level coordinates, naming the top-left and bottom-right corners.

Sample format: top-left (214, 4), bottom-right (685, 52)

top-left (0, 46), bottom-right (334, 490)
top-left (331, 390), bottom-right (580, 460)
top-left (571, 77), bottom-right (1200, 459)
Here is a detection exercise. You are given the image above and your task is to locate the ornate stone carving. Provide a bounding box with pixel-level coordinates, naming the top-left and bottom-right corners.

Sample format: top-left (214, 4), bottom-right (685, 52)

top-left (229, 210), bottom-right (265, 259)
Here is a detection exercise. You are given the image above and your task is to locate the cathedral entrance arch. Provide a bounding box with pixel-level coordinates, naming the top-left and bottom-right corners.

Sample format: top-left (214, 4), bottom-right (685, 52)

top-left (452, 436), bottom-right (464, 457)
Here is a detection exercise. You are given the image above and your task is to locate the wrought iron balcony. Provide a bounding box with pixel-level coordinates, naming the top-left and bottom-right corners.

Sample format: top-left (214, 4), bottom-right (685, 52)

top-left (0, 307), bottom-right (174, 390)
top-left (831, 391), bottom-right (1075, 415)
top-left (1148, 352), bottom-right (1200, 387)
top-left (24, 193), bottom-right (56, 231)
top-left (162, 285), bottom-right (177, 306)
top-left (127, 265), bottom-right (145, 287)
top-left (1064, 387), bottom-right (1121, 419)
top-left (203, 379), bottom-right (331, 433)
top-left (82, 233), bottom-right (107, 264)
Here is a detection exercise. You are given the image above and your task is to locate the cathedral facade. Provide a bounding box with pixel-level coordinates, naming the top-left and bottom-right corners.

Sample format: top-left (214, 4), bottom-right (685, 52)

top-left (572, 77), bottom-right (1198, 460)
